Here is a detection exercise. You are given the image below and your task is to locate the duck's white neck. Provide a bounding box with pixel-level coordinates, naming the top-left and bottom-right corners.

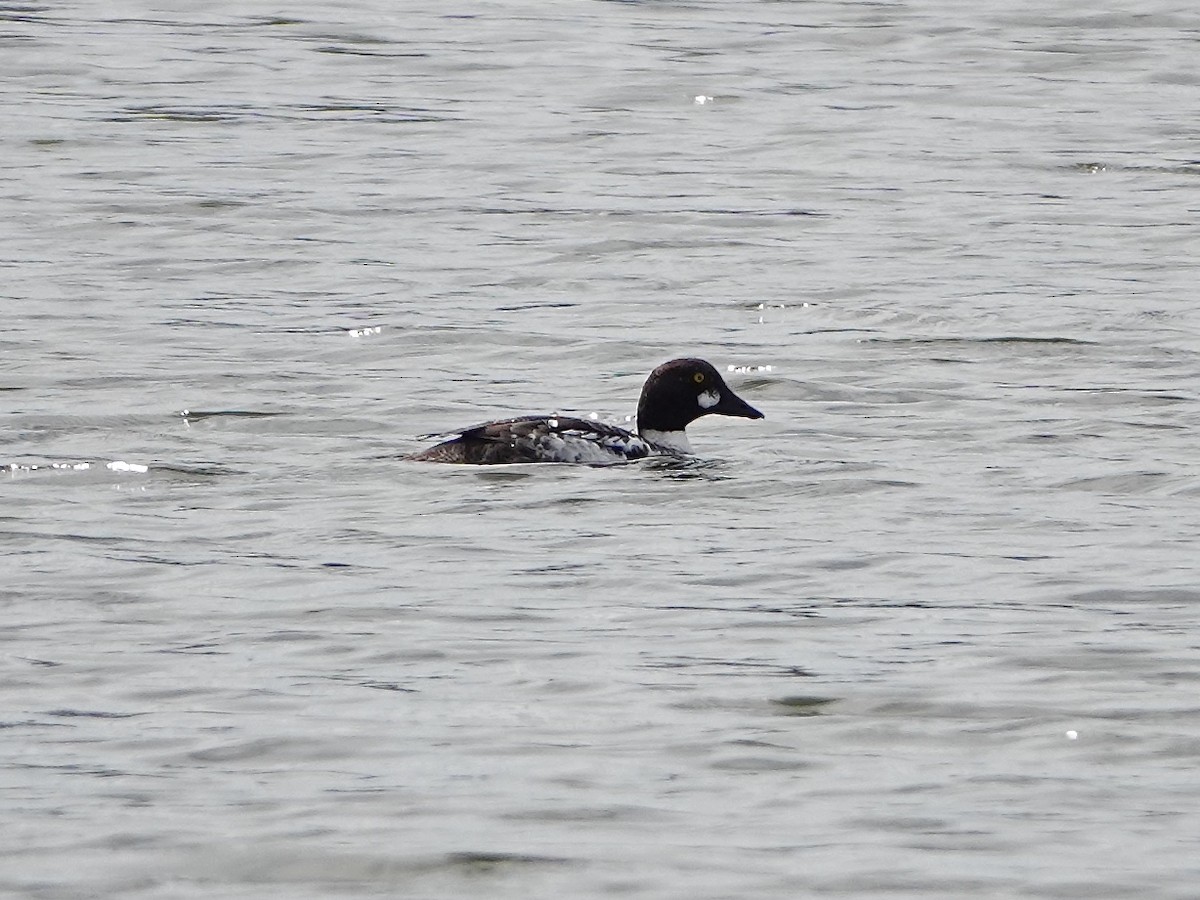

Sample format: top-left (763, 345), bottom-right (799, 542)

top-left (640, 428), bottom-right (693, 454)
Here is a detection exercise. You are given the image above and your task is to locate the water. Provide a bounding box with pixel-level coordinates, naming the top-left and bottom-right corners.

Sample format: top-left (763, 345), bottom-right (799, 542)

top-left (4, 1), bottom-right (1200, 897)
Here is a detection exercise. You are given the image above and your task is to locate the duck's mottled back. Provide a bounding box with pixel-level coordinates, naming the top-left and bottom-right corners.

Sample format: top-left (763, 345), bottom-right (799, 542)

top-left (407, 416), bottom-right (660, 465)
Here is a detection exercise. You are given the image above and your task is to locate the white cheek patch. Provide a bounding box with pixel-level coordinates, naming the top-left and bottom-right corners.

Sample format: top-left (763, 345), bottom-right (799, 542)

top-left (697, 390), bottom-right (721, 409)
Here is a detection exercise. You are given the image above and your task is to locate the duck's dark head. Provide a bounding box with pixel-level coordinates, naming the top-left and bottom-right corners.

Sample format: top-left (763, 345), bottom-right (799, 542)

top-left (636, 358), bottom-right (764, 436)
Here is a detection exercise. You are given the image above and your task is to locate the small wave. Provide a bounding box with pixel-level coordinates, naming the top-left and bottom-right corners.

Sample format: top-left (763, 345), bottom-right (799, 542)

top-left (179, 409), bottom-right (284, 423)
top-left (107, 460), bottom-right (149, 474)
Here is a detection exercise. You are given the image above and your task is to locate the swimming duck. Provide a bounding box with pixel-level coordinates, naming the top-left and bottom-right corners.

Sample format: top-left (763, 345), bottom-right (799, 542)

top-left (407, 358), bottom-right (763, 465)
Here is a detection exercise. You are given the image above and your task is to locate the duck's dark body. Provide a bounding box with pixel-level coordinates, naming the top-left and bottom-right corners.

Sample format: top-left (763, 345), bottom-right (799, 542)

top-left (408, 415), bottom-right (667, 465)
top-left (408, 358), bottom-right (763, 465)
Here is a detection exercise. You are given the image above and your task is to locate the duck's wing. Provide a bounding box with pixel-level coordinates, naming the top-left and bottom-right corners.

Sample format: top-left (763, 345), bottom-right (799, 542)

top-left (409, 415), bottom-right (658, 465)
top-left (417, 415), bottom-right (559, 442)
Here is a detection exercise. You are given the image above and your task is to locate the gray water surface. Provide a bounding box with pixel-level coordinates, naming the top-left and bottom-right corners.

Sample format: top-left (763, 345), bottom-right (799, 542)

top-left (4, 2), bottom-right (1200, 898)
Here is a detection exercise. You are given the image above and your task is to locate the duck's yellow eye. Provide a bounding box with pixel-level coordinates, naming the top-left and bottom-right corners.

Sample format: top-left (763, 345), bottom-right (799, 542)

top-left (693, 372), bottom-right (705, 384)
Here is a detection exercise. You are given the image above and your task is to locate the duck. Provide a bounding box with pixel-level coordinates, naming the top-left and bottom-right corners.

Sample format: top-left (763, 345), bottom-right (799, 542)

top-left (406, 358), bottom-right (763, 465)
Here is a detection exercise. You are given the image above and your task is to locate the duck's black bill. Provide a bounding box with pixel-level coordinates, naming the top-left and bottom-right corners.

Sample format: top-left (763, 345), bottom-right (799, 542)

top-left (716, 390), bottom-right (764, 420)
